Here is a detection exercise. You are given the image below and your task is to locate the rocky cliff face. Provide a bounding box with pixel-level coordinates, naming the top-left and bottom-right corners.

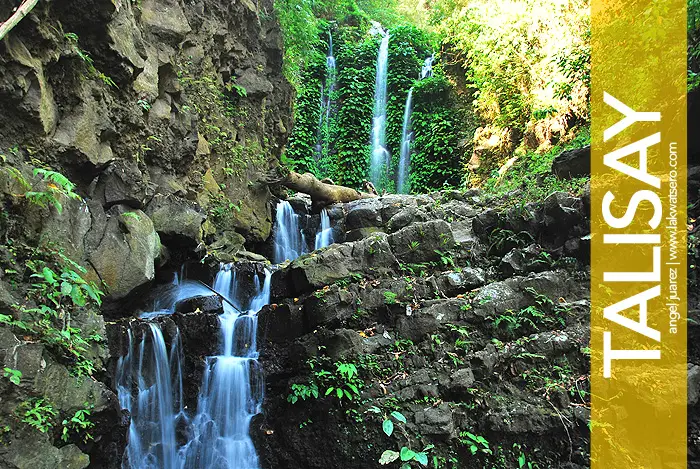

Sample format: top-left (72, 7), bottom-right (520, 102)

top-left (0, 0), bottom-right (290, 466)
top-left (0, 0), bottom-right (291, 271)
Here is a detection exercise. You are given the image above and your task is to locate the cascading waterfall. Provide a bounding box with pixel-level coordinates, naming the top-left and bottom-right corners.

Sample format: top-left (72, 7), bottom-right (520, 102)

top-left (182, 266), bottom-right (270, 469)
top-left (273, 200), bottom-right (307, 264)
top-left (396, 55), bottom-right (435, 194)
top-left (369, 29), bottom-right (390, 188)
top-left (116, 264), bottom-right (272, 469)
top-left (314, 208), bottom-right (334, 250)
top-left (396, 88), bottom-right (414, 194)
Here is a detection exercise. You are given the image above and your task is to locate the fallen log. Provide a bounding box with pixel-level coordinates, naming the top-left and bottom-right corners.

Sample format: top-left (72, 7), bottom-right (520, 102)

top-left (267, 169), bottom-right (376, 204)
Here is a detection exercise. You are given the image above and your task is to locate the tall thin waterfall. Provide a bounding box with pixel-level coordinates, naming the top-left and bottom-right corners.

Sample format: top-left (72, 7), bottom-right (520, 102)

top-left (396, 55), bottom-right (435, 194)
top-left (315, 31), bottom-right (337, 168)
top-left (273, 201), bottom-right (306, 264)
top-left (116, 264), bottom-right (272, 469)
top-left (369, 31), bottom-right (390, 188)
top-left (314, 209), bottom-right (334, 250)
top-left (396, 88), bottom-right (414, 194)
top-left (116, 325), bottom-right (186, 469)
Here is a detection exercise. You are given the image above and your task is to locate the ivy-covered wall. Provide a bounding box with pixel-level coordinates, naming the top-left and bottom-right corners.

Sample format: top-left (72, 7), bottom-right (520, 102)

top-left (283, 22), bottom-right (465, 193)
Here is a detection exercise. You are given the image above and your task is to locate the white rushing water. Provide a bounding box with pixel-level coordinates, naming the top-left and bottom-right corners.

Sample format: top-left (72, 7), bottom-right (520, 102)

top-left (369, 30), bottom-right (390, 188)
top-left (396, 88), bottom-right (414, 194)
top-left (315, 31), bottom-right (337, 168)
top-left (396, 55), bottom-right (435, 194)
top-left (421, 54), bottom-right (434, 79)
top-left (116, 264), bottom-right (272, 469)
top-left (314, 208), bottom-right (334, 250)
top-left (273, 200), bottom-right (307, 264)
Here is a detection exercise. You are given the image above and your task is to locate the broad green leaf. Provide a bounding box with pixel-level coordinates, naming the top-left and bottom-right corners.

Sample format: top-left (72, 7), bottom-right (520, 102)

top-left (390, 411), bottom-right (406, 423)
top-left (414, 452), bottom-right (428, 465)
top-left (382, 418), bottom-right (394, 437)
top-left (400, 447), bottom-right (416, 461)
top-left (336, 388), bottom-right (342, 399)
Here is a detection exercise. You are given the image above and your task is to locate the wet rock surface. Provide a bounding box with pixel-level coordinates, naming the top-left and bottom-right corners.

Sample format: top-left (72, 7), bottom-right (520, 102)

top-left (256, 190), bottom-right (593, 469)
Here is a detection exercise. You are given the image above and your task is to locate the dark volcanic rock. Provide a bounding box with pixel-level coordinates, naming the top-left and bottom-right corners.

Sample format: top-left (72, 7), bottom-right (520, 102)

top-left (551, 145), bottom-right (590, 179)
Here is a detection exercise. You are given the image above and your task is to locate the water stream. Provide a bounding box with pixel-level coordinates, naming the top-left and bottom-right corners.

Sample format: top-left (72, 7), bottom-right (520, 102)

top-left (315, 31), bottom-right (337, 170)
top-left (396, 88), bottom-right (414, 194)
top-left (314, 208), bottom-right (334, 250)
top-left (396, 55), bottom-right (435, 194)
top-left (116, 265), bottom-right (271, 469)
top-left (272, 200), bottom-right (306, 264)
top-left (369, 30), bottom-right (390, 188)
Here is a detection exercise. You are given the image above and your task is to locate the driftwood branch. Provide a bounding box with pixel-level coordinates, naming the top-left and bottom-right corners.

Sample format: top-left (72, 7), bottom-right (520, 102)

top-left (281, 171), bottom-right (376, 204)
top-left (0, 0), bottom-right (40, 42)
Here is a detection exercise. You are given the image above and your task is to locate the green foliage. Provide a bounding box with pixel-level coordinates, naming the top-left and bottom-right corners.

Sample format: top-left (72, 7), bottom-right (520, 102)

top-left (287, 356), bottom-right (363, 404)
top-left (458, 431), bottom-right (492, 456)
top-left (6, 246), bottom-right (103, 377)
top-left (383, 291), bottom-right (398, 304)
top-left (3, 367), bottom-right (21, 386)
top-left (61, 404), bottom-right (95, 443)
top-left (284, 53), bottom-right (326, 175)
top-left (480, 129), bottom-right (590, 203)
top-left (287, 382), bottom-right (320, 404)
top-left (64, 32), bottom-right (117, 88)
top-left (409, 75), bottom-right (463, 192)
top-left (17, 398), bottom-right (57, 433)
top-left (24, 168), bottom-right (82, 214)
top-left (208, 193), bottom-right (242, 228)
top-left (378, 410), bottom-right (430, 467)
top-left (333, 35), bottom-right (378, 188)
top-left (689, 0), bottom-right (700, 90)
top-left (432, 0), bottom-right (589, 129)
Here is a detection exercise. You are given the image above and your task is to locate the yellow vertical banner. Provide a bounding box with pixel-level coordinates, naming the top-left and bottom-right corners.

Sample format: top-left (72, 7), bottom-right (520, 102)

top-left (591, 0), bottom-right (687, 467)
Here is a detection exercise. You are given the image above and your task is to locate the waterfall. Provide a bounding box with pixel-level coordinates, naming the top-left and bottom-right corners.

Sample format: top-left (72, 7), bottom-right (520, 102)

top-left (369, 31), bottom-right (390, 188)
top-left (314, 209), bottom-right (334, 250)
top-left (315, 31), bottom-right (337, 172)
top-left (421, 54), bottom-right (434, 79)
top-left (396, 88), bottom-right (414, 194)
top-left (273, 200), bottom-right (307, 264)
top-left (116, 264), bottom-right (272, 469)
top-left (115, 325), bottom-right (185, 469)
top-left (182, 266), bottom-right (270, 469)
top-left (396, 55), bottom-right (435, 194)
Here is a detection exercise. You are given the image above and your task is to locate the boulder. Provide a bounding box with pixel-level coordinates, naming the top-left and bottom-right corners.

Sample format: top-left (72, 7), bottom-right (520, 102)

top-left (0, 428), bottom-right (89, 469)
top-left (551, 145), bottom-right (590, 179)
top-left (413, 403), bottom-right (455, 438)
top-left (88, 208), bottom-right (161, 299)
top-left (279, 234), bottom-right (397, 294)
top-left (345, 198), bottom-right (383, 230)
top-left (91, 160), bottom-right (151, 209)
top-left (388, 220), bottom-right (455, 263)
top-left (174, 294), bottom-right (223, 315)
top-left (690, 363), bottom-right (700, 406)
top-left (146, 193), bottom-right (205, 245)
top-left (448, 367), bottom-right (476, 397)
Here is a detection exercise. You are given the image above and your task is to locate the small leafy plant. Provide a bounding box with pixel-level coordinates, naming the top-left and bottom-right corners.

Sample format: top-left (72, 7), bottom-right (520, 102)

top-left (458, 431), bottom-right (492, 455)
top-left (377, 409), bottom-right (431, 467)
top-left (61, 404), bottom-right (95, 442)
top-left (2, 367), bottom-right (21, 386)
top-left (18, 398), bottom-right (57, 433)
top-left (24, 168), bottom-right (82, 213)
